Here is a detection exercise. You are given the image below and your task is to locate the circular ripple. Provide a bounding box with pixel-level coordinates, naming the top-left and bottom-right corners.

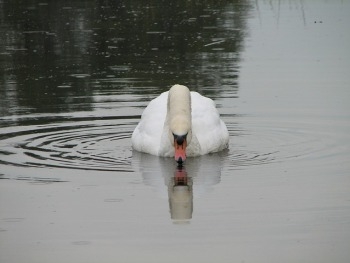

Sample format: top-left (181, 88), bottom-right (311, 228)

top-left (0, 119), bottom-right (134, 173)
top-left (1, 115), bottom-right (348, 177)
top-left (224, 116), bottom-right (350, 171)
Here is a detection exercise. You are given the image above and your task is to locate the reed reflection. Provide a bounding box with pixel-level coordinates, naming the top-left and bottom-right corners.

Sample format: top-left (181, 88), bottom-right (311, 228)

top-left (132, 151), bottom-right (225, 221)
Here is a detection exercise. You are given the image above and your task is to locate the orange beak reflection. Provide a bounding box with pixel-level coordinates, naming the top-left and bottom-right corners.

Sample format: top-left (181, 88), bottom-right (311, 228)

top-left (174, 138), bottom-right (187, 164)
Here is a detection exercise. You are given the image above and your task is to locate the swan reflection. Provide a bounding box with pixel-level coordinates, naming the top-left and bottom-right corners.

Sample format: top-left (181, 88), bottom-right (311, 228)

top-left (132, 151), bottom-right (226, 221)
top-left (168, 166), bottom-right (193, 220)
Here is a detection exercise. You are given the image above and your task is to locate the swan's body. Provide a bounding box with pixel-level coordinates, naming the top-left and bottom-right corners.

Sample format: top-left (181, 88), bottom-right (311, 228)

top-left (132, 84), bottom-right (229, 163)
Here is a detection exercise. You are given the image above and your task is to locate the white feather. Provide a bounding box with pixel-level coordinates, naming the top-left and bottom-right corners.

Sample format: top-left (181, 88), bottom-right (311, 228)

top-left (132, 85), bottom-right (229, 157)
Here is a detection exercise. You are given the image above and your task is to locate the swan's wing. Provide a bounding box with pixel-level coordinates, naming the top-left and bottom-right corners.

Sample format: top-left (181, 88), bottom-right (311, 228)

top-left (132, 92), bottom-right (168, 155)
top-left (191, 92), bottom-right (229, 154)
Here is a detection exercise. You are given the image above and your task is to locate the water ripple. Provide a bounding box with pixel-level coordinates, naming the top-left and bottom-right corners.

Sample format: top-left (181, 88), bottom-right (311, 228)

top-left (0, 118), bottom-right (134, 173)
top-left (224, 116), bottom-right (350, 171)
top-left (1, 114), bottom-right (348, 178)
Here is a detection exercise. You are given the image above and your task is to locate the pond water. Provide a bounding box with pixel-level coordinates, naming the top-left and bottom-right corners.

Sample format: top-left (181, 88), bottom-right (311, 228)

top-left (1, 0), bottom-right (350, 262)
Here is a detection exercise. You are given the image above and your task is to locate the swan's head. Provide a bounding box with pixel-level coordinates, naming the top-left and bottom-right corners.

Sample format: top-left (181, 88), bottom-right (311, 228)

top-left (170, 116), bottom-right (192, 164)
top-left (167, 85), bottom-right (192, 164)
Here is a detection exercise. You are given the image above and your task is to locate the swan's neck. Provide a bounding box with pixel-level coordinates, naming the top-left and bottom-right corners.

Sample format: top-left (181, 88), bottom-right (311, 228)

top-left (167, 85), bottom-right (192, 138)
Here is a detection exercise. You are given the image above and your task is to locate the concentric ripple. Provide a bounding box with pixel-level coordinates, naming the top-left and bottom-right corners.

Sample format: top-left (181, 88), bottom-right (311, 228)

top-left (223, 115), bottom-right (350, 171)
top-left (1, 114), bottom-right (349, 179)
top-left (0, 118), bottom-right (135, 173)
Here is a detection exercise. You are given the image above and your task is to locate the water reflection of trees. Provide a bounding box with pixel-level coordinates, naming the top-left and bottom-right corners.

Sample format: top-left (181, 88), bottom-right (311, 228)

top-left (0, 0), bottom-right (251, 115)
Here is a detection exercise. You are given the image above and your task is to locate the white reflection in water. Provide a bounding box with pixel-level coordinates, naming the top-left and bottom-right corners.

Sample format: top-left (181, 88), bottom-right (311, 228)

top-left (132, 151), bottom-right (224, 222)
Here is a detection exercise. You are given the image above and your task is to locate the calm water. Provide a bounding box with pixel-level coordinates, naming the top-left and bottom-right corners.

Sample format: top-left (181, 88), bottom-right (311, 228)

top-left (1, 0), bottom-right (350, 262)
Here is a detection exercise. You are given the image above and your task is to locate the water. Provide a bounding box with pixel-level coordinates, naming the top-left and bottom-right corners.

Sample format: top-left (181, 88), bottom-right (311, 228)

top-left (1, 0), bottom-right (350, 262)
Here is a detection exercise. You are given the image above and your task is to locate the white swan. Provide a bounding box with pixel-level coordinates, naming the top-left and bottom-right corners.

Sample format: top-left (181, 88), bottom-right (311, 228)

top-left (132, 84), bottom-right (229, 163)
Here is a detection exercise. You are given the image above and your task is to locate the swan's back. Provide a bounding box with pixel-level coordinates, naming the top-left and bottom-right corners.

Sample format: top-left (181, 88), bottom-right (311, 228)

top-left (131, 92), bottom-right (168, 155)
top-left (190, 92), bottom-right (229, 155)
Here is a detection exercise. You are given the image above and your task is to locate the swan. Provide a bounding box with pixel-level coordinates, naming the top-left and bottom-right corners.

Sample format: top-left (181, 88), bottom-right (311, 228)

top-left (132, 84), bottom-right (229, 163)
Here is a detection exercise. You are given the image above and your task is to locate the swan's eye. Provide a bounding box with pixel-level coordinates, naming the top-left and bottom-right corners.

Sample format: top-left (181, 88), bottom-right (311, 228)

top-left (173, 133), bottom-right (187, 146)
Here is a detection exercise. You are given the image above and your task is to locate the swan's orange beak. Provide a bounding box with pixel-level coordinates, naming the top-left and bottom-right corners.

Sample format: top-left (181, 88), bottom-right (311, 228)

top-left (174, 135), bottom-right (187, 164)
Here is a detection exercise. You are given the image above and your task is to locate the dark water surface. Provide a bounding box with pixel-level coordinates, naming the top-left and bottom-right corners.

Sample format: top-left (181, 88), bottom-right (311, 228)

top-left (1, 1), bottom-right (350, 262)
